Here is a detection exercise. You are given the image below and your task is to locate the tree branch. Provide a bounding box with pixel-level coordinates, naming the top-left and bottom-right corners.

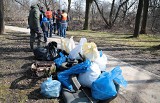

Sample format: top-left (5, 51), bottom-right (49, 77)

top-left (93, 0), bottom-right (110, 27)
top-left (112, 0), bottom-right (129, 25)
top-left (14, 0), bottom-right (29, 10)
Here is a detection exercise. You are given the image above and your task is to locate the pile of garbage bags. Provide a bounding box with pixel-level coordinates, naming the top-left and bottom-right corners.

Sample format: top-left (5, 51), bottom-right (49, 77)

top-left (39, 37), bottom-right (127, 100)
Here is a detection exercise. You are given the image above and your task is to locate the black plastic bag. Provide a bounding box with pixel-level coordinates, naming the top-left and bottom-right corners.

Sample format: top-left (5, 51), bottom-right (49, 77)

top-left (33, 47), bottom-right (48, 60)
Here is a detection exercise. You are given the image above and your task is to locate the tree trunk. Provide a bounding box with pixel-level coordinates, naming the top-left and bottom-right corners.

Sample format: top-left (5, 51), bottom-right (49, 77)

top-left (83, 0), bottom-right (93, 30)
top-left (68, 0), bottom-right (71, 13)
top-left (140, 0), bottom-right (149, 34)
top-left (109, 0), bottom-right (115, 26)
top-left (133, 0), bottom-right (143, 37)
top-left (0, 0), bottom-right (4, 35)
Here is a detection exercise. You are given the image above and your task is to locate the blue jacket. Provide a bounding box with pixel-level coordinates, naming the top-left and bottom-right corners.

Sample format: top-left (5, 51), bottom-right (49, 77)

top-left (41, 17), bottom-right (50, 32)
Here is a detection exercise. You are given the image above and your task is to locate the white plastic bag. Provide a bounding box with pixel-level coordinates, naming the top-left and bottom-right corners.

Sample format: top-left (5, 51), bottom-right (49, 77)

top-left (61, 36), bottom-right (75, 53)
top-left (78, 62), bottom-right (101, 88)
top-left (95, 54), bottom-right (107, 71)
top-left (69, 38), bottom-right (87, 60)
top-left (82, 42), bottom-right (99, 61)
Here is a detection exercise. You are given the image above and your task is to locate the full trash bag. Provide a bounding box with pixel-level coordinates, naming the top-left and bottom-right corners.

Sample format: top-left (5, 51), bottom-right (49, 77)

top-left (54, 52), bottom-right (67, 68)
top-left (40, 76), bottom-right (61, 98)
top-left (58, 60), bottom-right (91, 91)
top-left (69, 38), bottom-right (87, 60)
top-left (91, 66), bottom-right (127, 100)
top-left (82, 42), bottom-right (99, 61)
top-left (33, 47), bottom-right (48, 60)
top-left (46, 41), bottom-right (58, 61)
top-left (94, 52), bottom-right (108, 71)
top-left (61, 36), bottom-right (75, 54)
top-left (78, 62), bottom-right (101, 88)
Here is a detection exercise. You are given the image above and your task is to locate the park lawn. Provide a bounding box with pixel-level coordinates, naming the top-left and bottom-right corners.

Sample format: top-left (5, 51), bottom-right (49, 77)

top-left (67, 30), bottom-right (160, 48)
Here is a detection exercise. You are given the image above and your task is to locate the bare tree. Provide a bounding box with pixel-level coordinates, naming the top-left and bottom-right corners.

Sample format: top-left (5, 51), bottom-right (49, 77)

top-left (94, 0), bottom-right (110, 27)
top-left (133, 0), bottom-right (143, 37)
top-left (111, 0), bottom-right (130, 26)
top-left (0, 0), bottom-right (4, 34)
top-left (14, 0), bottom-right (30, 9)
top-left (68, 0), bottom-right (71, 13)
top-left (73, 0), bottom-right (84, 20)
top-left (39, 0), bottom-right (53, 9)
top-left (109, 0), bottom-right (116, 26)
top-left (148, 0), bottom-right (160, 33)
top-left (121, 1), bottom-right (137, 21)
top-left (140, 0), bottom-right (149, 34)
top-left (83, 0), bottom-right (94, 30)
top-left (94, 0), bottom-right (132, 28)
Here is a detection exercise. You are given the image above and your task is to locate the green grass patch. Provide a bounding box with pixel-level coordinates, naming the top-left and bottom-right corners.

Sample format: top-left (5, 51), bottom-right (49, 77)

top-left (67, 30), bottom-right (160, 48)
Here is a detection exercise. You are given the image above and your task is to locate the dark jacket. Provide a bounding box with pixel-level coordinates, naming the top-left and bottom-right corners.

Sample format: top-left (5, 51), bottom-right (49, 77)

top-left (41, 17), bottom-right (50, 32)
top-left (39, 7), bottom-right (45, 23)
top-left (28, 5), bottom-right (41, 29)
top-left (52, 12), bottom-right (57, 24)
top-left (56, 13), bottom-right (62, 24)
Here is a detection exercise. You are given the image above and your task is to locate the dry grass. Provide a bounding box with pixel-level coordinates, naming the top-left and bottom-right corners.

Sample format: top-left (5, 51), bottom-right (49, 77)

top-left (67, 30), bottom-right (160, 55)
top-left (0, 30), bottom-right (60, 103)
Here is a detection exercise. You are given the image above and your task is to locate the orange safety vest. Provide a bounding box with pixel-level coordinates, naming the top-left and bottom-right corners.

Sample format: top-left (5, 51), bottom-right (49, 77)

top-left (61, 13), bottom-right (67, 21)
top-left (45, 11), bottom-right (52, 19)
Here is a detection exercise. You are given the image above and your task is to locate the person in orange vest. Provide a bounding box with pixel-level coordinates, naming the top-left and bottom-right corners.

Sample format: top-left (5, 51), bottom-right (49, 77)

top-left (60, 10), bottom-right (69, 38)
top-left (45, 8), bottom-right (53, 37)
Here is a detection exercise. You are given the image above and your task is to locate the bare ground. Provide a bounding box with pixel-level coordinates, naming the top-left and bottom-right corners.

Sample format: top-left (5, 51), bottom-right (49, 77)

top-left (0, 30), bottom-right (61, 103)
top-left (99, 44), bottom-right (160, 76)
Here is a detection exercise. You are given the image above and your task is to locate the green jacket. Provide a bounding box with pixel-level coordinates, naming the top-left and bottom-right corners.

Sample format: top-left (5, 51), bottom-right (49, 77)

top-left (28, 5), bottom-right (40, 29)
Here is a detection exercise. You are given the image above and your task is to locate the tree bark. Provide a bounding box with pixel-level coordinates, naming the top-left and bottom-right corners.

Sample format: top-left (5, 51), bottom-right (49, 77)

top-left (83, 0), bottom-right (93, 30)
top-left (68, 0), bottom-right (71, 13)
top-left (140, 0), bottom-right (149, 34)
top-left (0, 0), bottom-right (4, 35)
top-left (133, 0), bottom-right (143, 37)
top-left (109, 0), bottom-right (115, 26)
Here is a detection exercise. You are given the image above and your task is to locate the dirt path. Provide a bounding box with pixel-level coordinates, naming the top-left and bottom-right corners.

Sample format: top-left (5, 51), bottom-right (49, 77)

top-left (0, 30), bottom-right (60, 103)
top-left (99, 44), bottom-right (160, 76)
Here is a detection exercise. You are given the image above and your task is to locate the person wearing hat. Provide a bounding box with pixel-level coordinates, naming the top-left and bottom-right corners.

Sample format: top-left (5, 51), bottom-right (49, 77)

top-left (28, 4), bottom-right (43, 49)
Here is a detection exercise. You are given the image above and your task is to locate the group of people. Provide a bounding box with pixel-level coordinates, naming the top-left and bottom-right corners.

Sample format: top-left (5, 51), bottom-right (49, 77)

top-left (28, 3), bottom-right (69, 50)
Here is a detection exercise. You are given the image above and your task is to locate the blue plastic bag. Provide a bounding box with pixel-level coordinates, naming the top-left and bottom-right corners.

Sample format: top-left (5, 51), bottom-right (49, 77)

top-left (40, 76), bottom-right (61, 98)
top-left (58, 60), bottom-right (91, 90)
top-left (54, 52), bottom-right (67, 68)
top-left (91, 66), bottom-right (127, 100)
